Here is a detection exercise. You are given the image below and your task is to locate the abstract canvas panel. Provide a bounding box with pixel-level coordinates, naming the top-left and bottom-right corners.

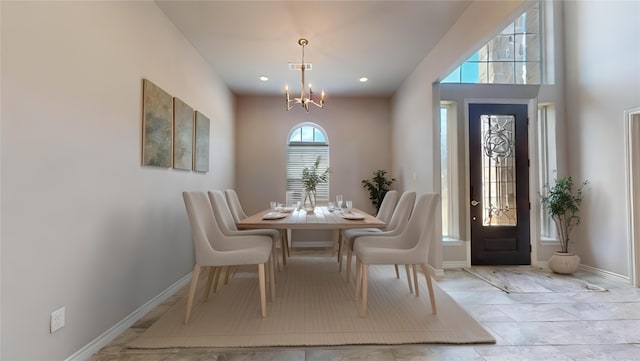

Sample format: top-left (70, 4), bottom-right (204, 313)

top-left (142, 79), bottom-right (172, 167)
top-left (173, 97), bottom-right (194, 170)
top-left (194, 111), bottom-right (210, 172)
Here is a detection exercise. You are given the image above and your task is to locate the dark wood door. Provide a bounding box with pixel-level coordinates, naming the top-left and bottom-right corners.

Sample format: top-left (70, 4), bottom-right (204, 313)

top-left (469, 103), bottom-right (530, 265)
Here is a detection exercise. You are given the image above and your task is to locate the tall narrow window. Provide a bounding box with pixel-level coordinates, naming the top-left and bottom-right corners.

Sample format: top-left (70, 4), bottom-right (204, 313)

top-left (538, 104), bottom-right (557, 239)
top-left (287, 123), bottom-right (330, 203)
top-left (441, 102), bottom-right (460, 241)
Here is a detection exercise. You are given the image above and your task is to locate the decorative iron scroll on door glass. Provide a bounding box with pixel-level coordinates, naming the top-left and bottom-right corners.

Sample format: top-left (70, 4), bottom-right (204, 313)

top-left (481, 114), bottom-right (517, 226)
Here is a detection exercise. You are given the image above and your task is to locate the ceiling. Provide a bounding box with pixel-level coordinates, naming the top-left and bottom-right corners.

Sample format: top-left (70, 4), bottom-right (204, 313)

top-left (156, 1), bottom-right (472, 98)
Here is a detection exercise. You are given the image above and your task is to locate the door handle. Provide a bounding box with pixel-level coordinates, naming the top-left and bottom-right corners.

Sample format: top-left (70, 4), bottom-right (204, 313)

top-left (471, 200), bottom-right (480, 207)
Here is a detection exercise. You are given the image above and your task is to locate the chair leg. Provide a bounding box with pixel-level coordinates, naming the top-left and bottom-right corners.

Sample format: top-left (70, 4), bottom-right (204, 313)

top-left (280, 230), bottom-right (287, 267)
top-left (355, 258), bottom-right (362, 300)
top-left (212, 267), bottom-right (222, 293)
top-left (285, 229), bottom-right (291, 257)
top-left (204, 267), bottom-right (216, 302)
top-left (338, 239), bottom-right (344, 272)
top-left (420, 264), bottom-right (437, 314)
top-left (360, 263), bottom-right (369, 318)
top-left (336, 232), bottom-right (343, 264)
top-left (184, 264), bottom-right (201, 325)
top-left (405, 264), bottom-right (414, 293)
top-left (346, 246), bottom-right (353, 283)
top-left (223, 266), bottom-right (231, 285)
top-left (273, 240), bottom-right (281, 272)
top-left (286, 229), bottom-right (292, 256)
top-left (269, 255), bottom-right (276, 302)
top-left (412, 264), bottom-right (420, 297)
top-left (394, 264), bottom-right (400, 279)
top-left (258, 263), bottom-right (267, 318)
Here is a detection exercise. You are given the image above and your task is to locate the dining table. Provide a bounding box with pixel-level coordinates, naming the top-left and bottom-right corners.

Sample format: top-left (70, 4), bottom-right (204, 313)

top-left (237, 206), bottom-right (385, 267)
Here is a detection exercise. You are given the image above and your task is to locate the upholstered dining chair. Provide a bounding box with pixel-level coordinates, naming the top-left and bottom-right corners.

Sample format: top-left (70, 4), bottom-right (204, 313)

top-left (354, 193), bottom-right (439, 317)
top-left (339, 191), bottom-right (415, 284)
top-left (225, 189), bottom-right (249, 223)
top-left (182, 191), bottom-right (274, 323)
top-left (338, 190), bottom-right (398, 265)
top-left (209, 191), bottom-right (286, 271)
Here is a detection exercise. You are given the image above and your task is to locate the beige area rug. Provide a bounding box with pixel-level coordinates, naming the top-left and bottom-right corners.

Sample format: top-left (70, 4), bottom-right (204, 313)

top-left (465, 266), bottom-right (607, 293)
top-left (129, 257), bottom-right (495, 349)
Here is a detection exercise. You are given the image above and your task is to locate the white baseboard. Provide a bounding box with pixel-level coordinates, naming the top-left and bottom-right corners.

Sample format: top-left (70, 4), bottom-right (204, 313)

top-left (578, 264), bottom-right (631, 285)
top-left (66, 272), bottom-right (192, 361)
top-left (426, 264), bottom-right (445, 280)
top-left (537, 261), bottom-right (631, 284)
top-left (442, 261), bottom-right (468, 269)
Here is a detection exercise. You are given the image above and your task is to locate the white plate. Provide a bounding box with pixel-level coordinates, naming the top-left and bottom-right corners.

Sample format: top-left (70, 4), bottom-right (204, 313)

top-left (262, 212), bottom-right (287, 220)
top-left (280, 207), bottom-right (295, 213)
top-left (341, 212), bottom-right (365, 220)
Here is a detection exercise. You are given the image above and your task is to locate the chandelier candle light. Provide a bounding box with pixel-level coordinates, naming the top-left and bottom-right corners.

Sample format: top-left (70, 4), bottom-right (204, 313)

top-left (285, 38), bottom-right (325, 112)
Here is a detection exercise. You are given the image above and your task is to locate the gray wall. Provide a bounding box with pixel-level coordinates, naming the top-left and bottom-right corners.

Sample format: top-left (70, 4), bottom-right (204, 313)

top-left (563, 0), bottom-right (640, 278)
top-left (1, 2), bottom-right (235, 359)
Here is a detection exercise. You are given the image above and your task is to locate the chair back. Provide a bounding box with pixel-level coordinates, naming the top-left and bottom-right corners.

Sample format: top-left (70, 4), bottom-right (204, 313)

top-left (182, 192), bottom-right (226, 265)
top-left (225, 189), bottom-right (248, 223)
top-left (384, 191), bottom-right (416, 233)
top-left (402, 193), bottom-right (440, 254)
top-left (208, 190), bottom-right (240, 234)
top-left (376, 190), bottom-right (398, 224)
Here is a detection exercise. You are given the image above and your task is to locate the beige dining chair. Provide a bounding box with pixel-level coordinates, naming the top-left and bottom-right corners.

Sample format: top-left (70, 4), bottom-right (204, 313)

top-left (225, 189), bottom-right (249, 223)
top-left (354, 193), bottom-right (439, 317)
top-left (209, 191), bottom-right (286, 270)
top-left (338, 190), bottom-right (398, 265)
top-left (339, 191), bottom-right (415, 285)
top-left (182, 191), bottom-right (274, 323)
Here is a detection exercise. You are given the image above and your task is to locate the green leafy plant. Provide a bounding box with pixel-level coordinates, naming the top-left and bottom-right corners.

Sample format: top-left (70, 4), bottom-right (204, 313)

top-left (302, 156), bottom-right (331, 192)
top-left (361, 170), bottom-right (396, 213)
top-left (540, 176), bottom-right (588, 253)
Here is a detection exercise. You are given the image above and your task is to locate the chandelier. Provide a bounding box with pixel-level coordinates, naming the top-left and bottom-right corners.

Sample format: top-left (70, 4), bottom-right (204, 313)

top-left (285, 38), bottom-right (325, 112)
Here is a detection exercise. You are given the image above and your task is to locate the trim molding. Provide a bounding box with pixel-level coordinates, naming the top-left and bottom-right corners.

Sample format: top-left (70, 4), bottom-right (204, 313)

top-left (66, 272), bottom-right (192, 361)
top-left (578, 264), bottom-right (631, 285)
top-left (443, 261), bottom-right (468, 269)
top-left (426, 264), bottom-right (445, 280)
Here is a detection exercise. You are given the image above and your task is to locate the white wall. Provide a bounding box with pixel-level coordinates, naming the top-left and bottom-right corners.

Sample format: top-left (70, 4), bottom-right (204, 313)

top-left (392, 0), bottom-right (527, 268)
top-left (563, 1), bottom-right (640, 278)
top-left (235, 96), bottom-right (392, 216)
top-left (1, 2), bottom-right (235, 359)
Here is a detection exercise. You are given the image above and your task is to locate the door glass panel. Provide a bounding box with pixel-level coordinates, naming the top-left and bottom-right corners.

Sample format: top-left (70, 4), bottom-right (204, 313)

top-left (481, 114), bottom-right (517, 226)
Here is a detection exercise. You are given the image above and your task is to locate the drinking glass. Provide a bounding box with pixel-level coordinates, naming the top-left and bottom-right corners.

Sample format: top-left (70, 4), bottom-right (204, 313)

top-left (270, 201), bottom-right (277, 210)
top-left (346, 200), bottom-right (353, 213)
top-left (328, 202), bottom-right (335, 212)
top-left (336, 195), bottom-right (343, 209)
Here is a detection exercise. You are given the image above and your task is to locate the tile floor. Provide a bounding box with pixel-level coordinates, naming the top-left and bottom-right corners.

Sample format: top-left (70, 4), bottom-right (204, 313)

top-left (89, 250), bottom-right (640, 361)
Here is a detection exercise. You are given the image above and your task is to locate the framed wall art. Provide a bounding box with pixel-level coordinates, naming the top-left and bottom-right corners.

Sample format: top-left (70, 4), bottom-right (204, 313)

top-left (142, 79), bottom-right (172, 167)
top-left (194, 111), bottom-right (210, 173)
top-left (172, 97), bottom-right (194, 171)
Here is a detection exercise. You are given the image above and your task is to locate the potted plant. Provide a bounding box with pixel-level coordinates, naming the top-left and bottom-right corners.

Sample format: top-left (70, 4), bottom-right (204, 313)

top-left (540, 175), bottom-right (588, 274)
top-left (361, 170), bottom-right (396, 214)
top-left (301, 156), bottom-right (330, 212)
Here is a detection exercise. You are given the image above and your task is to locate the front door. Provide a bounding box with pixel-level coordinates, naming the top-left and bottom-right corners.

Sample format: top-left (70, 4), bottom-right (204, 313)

top-left (469, 103), bottom-right (530, 265)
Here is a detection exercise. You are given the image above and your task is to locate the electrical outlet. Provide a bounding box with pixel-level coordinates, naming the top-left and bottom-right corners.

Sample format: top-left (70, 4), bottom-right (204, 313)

top-left (50, 307), bottom-right (65, 333)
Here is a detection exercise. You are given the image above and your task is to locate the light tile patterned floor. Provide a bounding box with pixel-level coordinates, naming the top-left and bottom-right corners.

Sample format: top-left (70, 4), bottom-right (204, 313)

top-left (89, 249), bottom-right (640, 361)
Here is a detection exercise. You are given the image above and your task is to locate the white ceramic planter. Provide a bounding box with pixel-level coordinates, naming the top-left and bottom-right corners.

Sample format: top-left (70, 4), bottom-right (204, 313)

top-left (548, 252), bottom-right (581, 274)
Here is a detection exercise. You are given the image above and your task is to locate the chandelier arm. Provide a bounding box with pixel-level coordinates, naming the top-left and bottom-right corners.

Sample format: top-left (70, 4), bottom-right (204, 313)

top-left (285, 38), bottom-right (324, 112)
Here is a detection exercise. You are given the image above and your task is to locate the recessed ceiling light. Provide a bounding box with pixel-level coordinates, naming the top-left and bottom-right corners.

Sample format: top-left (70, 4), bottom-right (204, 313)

top-left (259, 76), bottom-right (269, 82)
top-left (359, 77), bottom-right (368, 83)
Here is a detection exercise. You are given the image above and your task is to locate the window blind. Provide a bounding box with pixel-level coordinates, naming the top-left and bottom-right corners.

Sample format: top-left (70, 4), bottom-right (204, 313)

top-left (286, 144), bottom-right (330, 203)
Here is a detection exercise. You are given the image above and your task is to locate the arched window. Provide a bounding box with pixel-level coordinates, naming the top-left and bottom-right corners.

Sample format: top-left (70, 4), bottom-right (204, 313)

top-left (287, 123), bottom-right (330, 203)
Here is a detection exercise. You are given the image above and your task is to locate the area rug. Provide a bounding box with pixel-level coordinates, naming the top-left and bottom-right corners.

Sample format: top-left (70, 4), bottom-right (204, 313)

top-left (129, 257), bottom-right (495, 349)
top-left (464, 266), bottom-right (607, 293)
